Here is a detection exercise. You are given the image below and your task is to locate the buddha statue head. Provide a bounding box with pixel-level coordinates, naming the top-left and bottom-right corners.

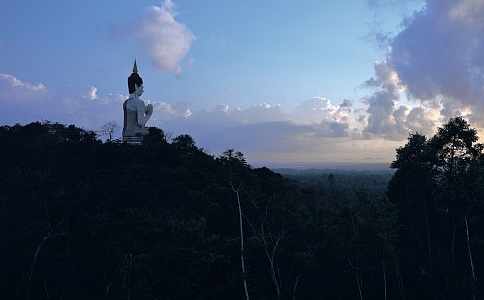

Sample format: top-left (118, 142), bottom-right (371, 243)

top-left (127, 59), bottom-right (144, 96)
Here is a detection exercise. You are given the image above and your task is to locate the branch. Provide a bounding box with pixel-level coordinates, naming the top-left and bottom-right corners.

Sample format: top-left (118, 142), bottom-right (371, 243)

top-left (26, 219), bottom-right (67, 299)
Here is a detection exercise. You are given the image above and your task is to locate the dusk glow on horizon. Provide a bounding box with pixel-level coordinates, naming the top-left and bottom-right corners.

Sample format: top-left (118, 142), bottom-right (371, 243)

top-left (2, 0), bottom-right (484, 166)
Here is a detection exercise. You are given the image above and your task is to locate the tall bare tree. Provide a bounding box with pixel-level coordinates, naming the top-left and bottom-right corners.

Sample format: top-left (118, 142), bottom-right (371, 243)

top-left (221, 149), bottom-right (250, 300)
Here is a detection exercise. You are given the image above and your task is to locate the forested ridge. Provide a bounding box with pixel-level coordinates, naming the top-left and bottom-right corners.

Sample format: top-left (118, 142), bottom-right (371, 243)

top-left (1, 117), bottom-right (484, 300)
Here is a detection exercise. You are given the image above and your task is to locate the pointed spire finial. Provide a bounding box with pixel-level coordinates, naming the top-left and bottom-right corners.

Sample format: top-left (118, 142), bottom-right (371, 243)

top-left (132, 58), bottom-right (138, 74)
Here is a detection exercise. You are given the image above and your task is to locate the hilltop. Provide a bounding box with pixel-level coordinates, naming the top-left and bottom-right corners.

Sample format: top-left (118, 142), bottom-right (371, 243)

top-left (1, 119), bottom-right (484, 300)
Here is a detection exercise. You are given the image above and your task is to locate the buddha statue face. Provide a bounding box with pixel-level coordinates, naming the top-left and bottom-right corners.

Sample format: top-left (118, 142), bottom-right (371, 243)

top-left (135, 83), bottom-right (144, 97)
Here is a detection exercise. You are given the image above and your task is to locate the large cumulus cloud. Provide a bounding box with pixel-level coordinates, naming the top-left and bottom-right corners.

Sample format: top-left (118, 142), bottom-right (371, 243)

top-left (391, 0), bottom-right (484, 104)
top-left (363, 0), bottom-right (484, 138)
top-left (132, 0), bottom-right (196, 75)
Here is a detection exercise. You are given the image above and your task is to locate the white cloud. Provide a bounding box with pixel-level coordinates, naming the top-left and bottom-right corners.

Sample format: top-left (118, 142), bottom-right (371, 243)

top-left (0, 74), bottom-right (126, 128)
top-left (145, 97), bottom-right (380, 163)
top-left (84, 86), bottom-right (98, 100)
top-left (239, 103), bottom-right (283, 123)
top-left (154, 101), bottom-right (192, 118)
top-left (292, 96), bottom-right (338, 124)
top-left (0, 73), bottom-right (48, 103)
top-left (132, 0), bottom-right (196, 75)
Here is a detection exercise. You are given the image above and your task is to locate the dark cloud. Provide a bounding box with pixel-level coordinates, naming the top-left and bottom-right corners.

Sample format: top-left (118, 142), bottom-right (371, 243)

top-left (394, 0), bottom-right (484, 105)
top-left (317, 120), bottom-right (350, 137)
top-left (340, 99), bottom-right (353, 108)
top-left (390, 1), bottom-right (483, 104)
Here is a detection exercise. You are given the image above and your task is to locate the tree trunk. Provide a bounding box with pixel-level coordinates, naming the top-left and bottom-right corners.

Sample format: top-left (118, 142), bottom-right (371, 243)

top-left (348, 250), bottom-right (363, 300)
top-left (423, 197), bottom-right (432, 271)
top-left (383, 252), bottom-right (387, 300)
top-left (247, 194), bottom-right (285, 299)
top-left (465, 216), bottom-right (476, 300)
top-left (26, 220), bottom-right (66, 300)
top-left (232, 184), bottom-right (250, 300)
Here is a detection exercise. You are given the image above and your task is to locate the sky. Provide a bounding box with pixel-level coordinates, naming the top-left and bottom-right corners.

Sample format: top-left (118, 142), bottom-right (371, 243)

top-left (2, 0), bottom-right (484, 167)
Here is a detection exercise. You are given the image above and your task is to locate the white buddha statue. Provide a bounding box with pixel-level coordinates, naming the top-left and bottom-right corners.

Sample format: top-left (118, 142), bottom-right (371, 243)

top-left (122, 60), bottom-right (153, 139)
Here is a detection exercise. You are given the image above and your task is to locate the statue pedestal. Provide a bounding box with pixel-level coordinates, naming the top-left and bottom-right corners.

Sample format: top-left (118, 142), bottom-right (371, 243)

top-left (123, 136), bottom-right (144, 145)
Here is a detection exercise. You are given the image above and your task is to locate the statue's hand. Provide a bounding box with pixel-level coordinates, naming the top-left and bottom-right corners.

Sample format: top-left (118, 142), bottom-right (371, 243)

top-left (147, 104), bottom-right (153, 115)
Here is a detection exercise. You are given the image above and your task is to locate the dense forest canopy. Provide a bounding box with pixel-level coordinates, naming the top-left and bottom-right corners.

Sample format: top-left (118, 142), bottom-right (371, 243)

top-left (1, 117), bottom-right (484, 300)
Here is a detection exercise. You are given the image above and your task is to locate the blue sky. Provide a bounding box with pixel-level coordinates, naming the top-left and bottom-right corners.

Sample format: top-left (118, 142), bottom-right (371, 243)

top-left (2, 0), bottom-right (484, 167)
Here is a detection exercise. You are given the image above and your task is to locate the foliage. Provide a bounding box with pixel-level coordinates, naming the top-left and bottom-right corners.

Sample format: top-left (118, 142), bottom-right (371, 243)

top-left (1, 118), bottom-right (484, 299)
top-left (388, 116), bottom-right (484, 299)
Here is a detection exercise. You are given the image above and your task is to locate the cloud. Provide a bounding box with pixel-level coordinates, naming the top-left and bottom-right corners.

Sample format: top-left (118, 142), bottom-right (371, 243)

top-left (398, 0), bottom-right (484, 106)
top-left (448, 0), bottom-right (484, 26)
top-left (405, 104), bottom-right (439, 134)
top-left (0, 73), bottom-right (49, 104)
top-left (132, 0), bottom-right (196, 75)
top-left (390, 2), bottom-right (482, 104)
top-left (0, 74), bottom-right (125, 128)
top-left (153, 101), bottom-right (192, 119)
top-left (362, 0), bottom-right (484, 140)
top-left (147, 96), bottom-right (375, 163)
top-left (362, 61), bottom-right (407, 139)
top-left (292, 97), bottom-right (338, 124)
top-left (83, 86), bottom-right (98, 100)
top-left (317, 120), bottom-right (350, 137)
